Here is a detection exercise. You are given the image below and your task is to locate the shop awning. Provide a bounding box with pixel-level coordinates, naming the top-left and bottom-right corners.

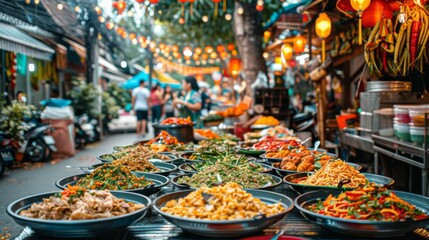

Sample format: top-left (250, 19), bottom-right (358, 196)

top-left (0, 22), bottom-right (54, 61)
top-left (121, 70), bottom-right (181, 90)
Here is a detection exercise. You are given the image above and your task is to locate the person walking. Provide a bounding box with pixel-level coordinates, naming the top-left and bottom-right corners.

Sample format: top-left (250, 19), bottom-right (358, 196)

top-left (162, 85), bottom-right (175, 118)
top-left (132, 80), bottom-right (150, 137)
top-left (150, 84), bottom-right (163, 123)
top-left (173, 76), bottom-right (202, 128)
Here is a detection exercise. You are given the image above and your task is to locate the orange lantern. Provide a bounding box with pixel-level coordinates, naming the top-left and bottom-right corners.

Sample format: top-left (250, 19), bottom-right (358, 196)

top-left (121, 31), bottom-right (128, 39)
top-left (116, 27), bottom-right (125, 35)
top-left (149, 41), bottom-right (157, 52)
top-left (205, 46), bottom-right (214, 54)
top-left (281, 44), bottom-right (293, 64)
top-left (194, 47), bottom-right (202, 54)
top-left (106, 22), bottom-right (115, 30)
top-left (227, 43), bottom-right (235, 51)
top-left (216, 45), bottom-right (225, 53)
top-left (201, 53), bottom-right (209, 60)
top-left (228, 58), bottom-right (241, 78)
top-left (256, 4), bottom-right (263, 11)
top-left (315, 12), bottom-right (331, 62)
top-left (220, 51), bottom-right (228, 59)
top-left (350, 0), bottom-right (371, 45)
top-left (193, 54), bottom-right (200, 61)
top-left (138, 36), bottom-right (146, 44)
top-left (129, 33), bottom-right (137, 40)
top-left (135, 0), bottom-right (144, 3)
top-left (210, 52), bottom-right (218, 59)
top-left (362, 0), bottom-right (393, 28)
top-left (172, 45), bottom-right (179, 52)
top-left (293, 35), bottom-right (306, 54)
top-left (183, 46), bottom-right (193, 57)
top-left (179, 17), bottom-right (185, 24)
top-left (263, 31), bottom-right (271, 39)
top-left (117, 0), bottom-right (126, 14)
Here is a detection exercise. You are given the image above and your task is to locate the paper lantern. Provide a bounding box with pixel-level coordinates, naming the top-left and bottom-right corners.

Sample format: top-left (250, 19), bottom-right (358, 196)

top-left (117, 0), bottom-right (126, 14)
top-left (227, 43), bottom-right (235, 51)
top-left (210, 52), bottom-right (218, 59)
top-left (315, 13), bottom-right (331, 62)
top-left (228, 58), bottom-right (241, 78)
top-left (281, 44), bottom-right (293, 64)
top-left (350, 0), bottom-right (371, 45)
top-left (129, 33), bottom-right (137, 40)
top-left (172, 45), bottom-right (179, 52)
top-left (201, 53), bottom-right (209, 60)
top-left (138, 36), bottom-right (146, 44)
top-left (183, 46), bottom-right (193, 57)
top-left (362, 0), bottom-right (393, 28)
top-left (293, 35), bottom-right (306, 54)
top-left (205, 46), bottom-right (214, 54)
top-left (194, 47), bottom-right (202, 54)
top-left (216, 45), bottom-right (225, 53)
top-left (149, 0), bottom-right (160, 4)
top-left (106, 22), bottom-right (115, 30)
top-left (263, 31), bottom-right (272, 39)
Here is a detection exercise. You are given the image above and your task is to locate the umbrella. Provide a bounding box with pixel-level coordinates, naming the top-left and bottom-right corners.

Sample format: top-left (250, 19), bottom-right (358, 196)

top-left (121, 71), bottom-right (181, 90)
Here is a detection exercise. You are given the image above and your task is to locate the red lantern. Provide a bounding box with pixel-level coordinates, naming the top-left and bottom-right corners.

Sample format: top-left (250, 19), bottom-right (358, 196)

top-left (228, 58), bottom-right (241, 78)
top-left (227, 43), bottom-right (235, 51)
top-left (106, 22), bottom-right (115, 30)
top-left (112, 1), bottom-right (118, 9)
top-left (149, 0), bottom-right (160, 4)
top-left (216, 45), bottom-right (225, 53)
top-left (135, 0), bottom-right (144, 3)
top-left (293, 35), bottom-right (306, 54)
top-left (361, 0), bottom-right (393, 28)
top-left (256, 4), bottom-right (263, 11)
top-left (117, 0), bottom-right (126, 14)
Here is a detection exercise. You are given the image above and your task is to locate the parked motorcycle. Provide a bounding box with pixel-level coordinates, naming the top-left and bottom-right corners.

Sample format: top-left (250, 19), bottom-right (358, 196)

top-left (74, 114), bottom-right (89, 149)
top-left (21, 123), bottom-right (57, 162)
top-left (0, 133), bottom-right (15, 177)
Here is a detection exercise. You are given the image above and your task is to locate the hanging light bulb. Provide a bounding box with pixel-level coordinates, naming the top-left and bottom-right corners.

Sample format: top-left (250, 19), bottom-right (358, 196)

top-left (202, 15), bottom-right (209, 22)
top-left (237, 7), bottom-right (244, 15)
top-left (74, 6), bottom-right (80, 12)
top-left (281, 44), bottom-right (293, 65)
top-left (25, 0), bottom-right (31, 4)
top-left (225, 13), bottom-right (232, 21)
top-left (127, 10), bottom-right (134, 17)
top-left (98, 16), bottom-right (105, 23)
top-left (95, 6), bottom-right (102, 15)
top-left (57, 3), bottom-right (64, 10)
top-left (350, 0), bottom-right (371, 45)
top-left (293, 34), bottom-right (307, 54)
top-left (34, 0), bottom-right (40, 5)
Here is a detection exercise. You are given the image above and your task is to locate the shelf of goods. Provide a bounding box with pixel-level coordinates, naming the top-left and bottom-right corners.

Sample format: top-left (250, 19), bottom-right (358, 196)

top-left (254, 88), bottom-right (289, 117)
top-left (372, 134), bottom-right (429, 196)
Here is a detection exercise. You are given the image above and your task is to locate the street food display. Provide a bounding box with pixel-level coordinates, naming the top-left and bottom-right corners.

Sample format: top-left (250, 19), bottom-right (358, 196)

top-left (297, 160), bottom-right (366, 188)
top-left (217, 102), bottom-right (249, 117)
top-left (111, 155), bottom-right (159, 173)
top-left (306, 183), bottom-right (428, 221)
top-left (148, 130), bottom-right (180, 145)
top-left (252, 139), bottom-right (301, 151)
top-left (19, 186), bottom-right (145, 220)
top-left (273, 149), bottom-right (335, 172)
top-left (101, 145), bottom-right (171, 162)
top-left (253, 116), bottom-right (280, 126)
top-left (160, 183), bottom-right (285, 220)
top-left (176, 162), bottom-right (275, 189)
top-left (160, 117), bottom-right (193, 125)
top-left (76, 165), bottom-right (154, 190)
top-left (194, 129), bottom-right (220, 139)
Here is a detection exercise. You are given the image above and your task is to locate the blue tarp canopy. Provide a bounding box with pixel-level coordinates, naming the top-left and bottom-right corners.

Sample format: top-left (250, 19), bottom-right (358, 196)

top-left (121, 71), bottom-right (181, 90)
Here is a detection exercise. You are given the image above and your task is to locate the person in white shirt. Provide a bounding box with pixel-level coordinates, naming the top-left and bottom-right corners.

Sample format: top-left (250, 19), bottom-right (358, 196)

top-left (132, 80), bottom-right (150, 137)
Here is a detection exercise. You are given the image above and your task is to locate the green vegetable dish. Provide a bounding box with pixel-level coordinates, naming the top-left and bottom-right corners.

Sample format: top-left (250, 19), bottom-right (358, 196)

top-left (184, 152), bottom-right (264, 172)
top-left (177, 162), bottom-right (274, 189)
top-left (76, 164), bottom-right (153, 190)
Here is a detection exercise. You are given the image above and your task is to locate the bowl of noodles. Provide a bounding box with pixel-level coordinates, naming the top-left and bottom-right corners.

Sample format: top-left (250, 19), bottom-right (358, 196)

top-left (283, 159), bottom-right (394, 194)
top-left (295, 184), bottom-right (429, 237)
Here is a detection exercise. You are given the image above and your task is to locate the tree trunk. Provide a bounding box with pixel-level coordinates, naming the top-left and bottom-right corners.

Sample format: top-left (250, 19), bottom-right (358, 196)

top-left (233, 1), bottom-right (267, 96)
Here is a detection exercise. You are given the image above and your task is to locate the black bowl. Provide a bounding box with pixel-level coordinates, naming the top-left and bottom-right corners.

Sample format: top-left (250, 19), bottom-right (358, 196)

top-left (55, 172), bottom-right (170, 196)
top-left (97, 152), bottom-right (177, 163)
top-left (283, 172), bottom-right (395, 194)
top-left (85, 162), bottom-right (177, 177)
top-left (153, 189), bottom-right (294, 237)
top-left (295, 189), bottom-right (429, 238)
top-left (171, 173), bottom-right (283, 191)
top-left (7, 191), bottom-right (151, 238)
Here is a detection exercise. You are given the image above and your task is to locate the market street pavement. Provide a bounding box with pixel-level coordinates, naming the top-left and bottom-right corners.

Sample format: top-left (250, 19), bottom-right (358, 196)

top-left (0, 131), bottom-right (152, 239)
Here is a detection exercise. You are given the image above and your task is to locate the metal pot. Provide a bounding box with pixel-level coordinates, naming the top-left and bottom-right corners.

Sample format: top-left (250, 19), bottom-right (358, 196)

top-left (153, 124), bottom-right (195, 143)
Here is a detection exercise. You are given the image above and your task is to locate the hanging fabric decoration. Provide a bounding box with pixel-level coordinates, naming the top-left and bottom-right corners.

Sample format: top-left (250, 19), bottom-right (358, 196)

top-left (213, 0), bottom-right (221, 17)
top-left (223, 0), bottom-right (227, 12)
top-left (189, 0), bottom-right (195, 16)
top-left (179, 0), bottom-right (187, 16)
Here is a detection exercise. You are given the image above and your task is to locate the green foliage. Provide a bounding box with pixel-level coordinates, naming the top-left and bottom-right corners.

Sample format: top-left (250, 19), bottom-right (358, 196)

top-left (70, 80), bottom-right (100, 119)
top-left (107, 83), bottom-right (131, 109)
top-left (0, 101), bottom-right (34, 143)
top-left (101, 92), bottom-right (120, 120)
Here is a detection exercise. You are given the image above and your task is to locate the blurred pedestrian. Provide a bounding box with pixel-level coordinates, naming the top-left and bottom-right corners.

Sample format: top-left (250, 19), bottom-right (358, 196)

top-left (162, 85), bottom-right (175, 118)
top-left (173, 76), bottom-right (202, 128)
top-left (199, 85), bottom-right (211, 116)
top-left (150, 84), bottom-right (163, 123)
top-left (132, 80), bottom-right (150, 137)
top-left (16, 91), bottom-right (27, 104)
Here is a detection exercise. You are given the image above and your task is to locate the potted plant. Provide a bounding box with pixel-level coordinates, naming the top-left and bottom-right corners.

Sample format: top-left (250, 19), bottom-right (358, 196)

top-left (0, 101), bottom-right (34, 161)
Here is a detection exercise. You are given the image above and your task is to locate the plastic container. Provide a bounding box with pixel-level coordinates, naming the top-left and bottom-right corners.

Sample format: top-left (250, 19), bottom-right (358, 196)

top-left (393, 105), bottom-right (411, 123)
top-left (394, 123), bottom-right (410, 141)
top-left (410, 126), bottom-right (429, 144)
top-left (374, 108), bottom-right (394, 136)
top-left (409, 109), bottom-right (429, 127)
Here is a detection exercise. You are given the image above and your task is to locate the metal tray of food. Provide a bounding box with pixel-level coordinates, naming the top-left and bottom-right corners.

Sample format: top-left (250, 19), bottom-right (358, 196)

top-left (295, 189), bottom-right (429, 238)
top-left (97, 152), bottom-right (177, 163)
top-left (284, 172), bottom-right (394, 194)
top-left (178, 162), bottom-right (273, 174)
top-left (7, 191), bottom-right (151, 238)
top-left (55, 172), bottom-right (169, 196)
top-left (171, 173), bottom-right (283, 191)
top-left (152, 189), bottom-right (294, 237)
top-left (271, 161), bottom-right (362, 177)
top-left (85, 162), bottom-right (177, 177)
